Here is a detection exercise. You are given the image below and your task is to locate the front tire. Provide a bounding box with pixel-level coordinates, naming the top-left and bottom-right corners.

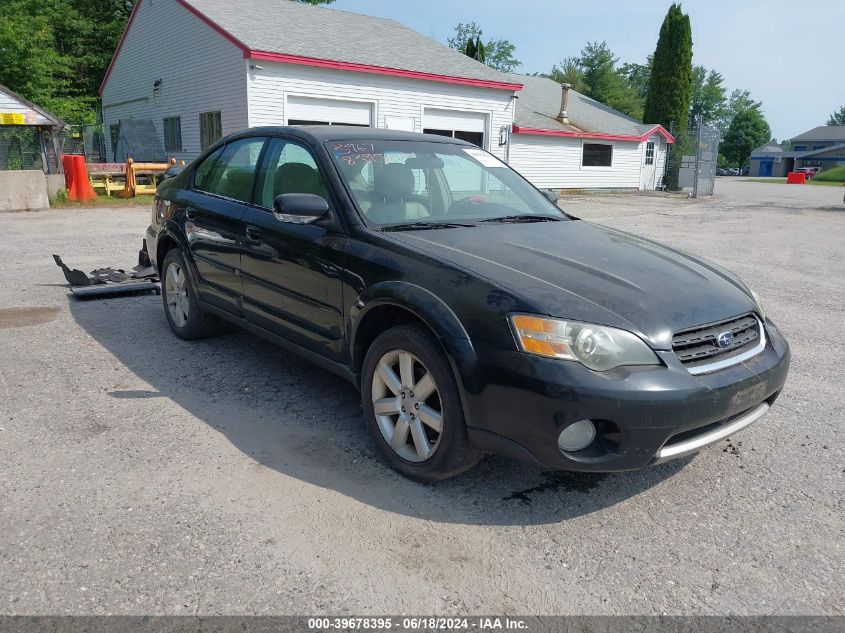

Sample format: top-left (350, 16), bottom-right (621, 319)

top-left (361, 324), bottom-right (482, 482)
top-left (161, 249), bottom-right (221, 340)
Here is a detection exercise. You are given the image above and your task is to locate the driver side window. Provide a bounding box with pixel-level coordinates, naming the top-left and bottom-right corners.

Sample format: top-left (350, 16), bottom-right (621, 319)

top-left (256, 138), bottom-right (330, 209)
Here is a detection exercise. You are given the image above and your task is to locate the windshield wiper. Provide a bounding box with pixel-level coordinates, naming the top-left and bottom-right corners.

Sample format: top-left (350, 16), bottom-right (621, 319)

top-left (379, 221), bottom-right (476, 232)
top-left (479, 214), bottom-right (564, 224)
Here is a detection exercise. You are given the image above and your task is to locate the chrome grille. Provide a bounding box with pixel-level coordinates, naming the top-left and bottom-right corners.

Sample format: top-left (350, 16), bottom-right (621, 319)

top-left (672, 314), bottom-right (761, 369)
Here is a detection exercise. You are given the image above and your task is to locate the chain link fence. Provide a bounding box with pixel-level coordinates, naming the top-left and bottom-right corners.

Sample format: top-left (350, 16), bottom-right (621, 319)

top-left (58, 123), bottom-right (107, 163)
top-left (665, 119), bottom-right (720, 197)
top-left (0, 127), bottom-right (44, 171)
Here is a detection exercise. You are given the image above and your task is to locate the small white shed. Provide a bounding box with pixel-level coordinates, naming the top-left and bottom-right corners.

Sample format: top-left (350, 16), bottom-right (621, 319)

top-left (509, 75), bottom-right (674, 191)
top-left (0, 83), bottom-right (66, 174)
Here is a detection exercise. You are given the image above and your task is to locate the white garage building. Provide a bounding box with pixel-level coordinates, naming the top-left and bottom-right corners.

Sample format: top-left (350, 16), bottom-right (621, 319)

top-left (100, 0), bottom-right (671, 191)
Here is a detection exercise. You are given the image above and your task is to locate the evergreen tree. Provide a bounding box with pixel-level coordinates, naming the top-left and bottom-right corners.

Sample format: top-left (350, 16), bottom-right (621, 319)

top-left (643, 3), bottom-right (694, 131)
top-left (545, 43), bottom-right (643, 119)
top-left (467, 35), bottom-right (486, 64)
top-left (449, 22), bottom-right (519, 72)
top-left (827, 106), bottom-right (845, 126)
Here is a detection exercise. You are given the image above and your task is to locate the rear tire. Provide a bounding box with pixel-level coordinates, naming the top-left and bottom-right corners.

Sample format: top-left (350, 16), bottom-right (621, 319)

top-left (361, 324), bottom-right (482, 482)
top-left (161, 248), bottom-right (222, 340)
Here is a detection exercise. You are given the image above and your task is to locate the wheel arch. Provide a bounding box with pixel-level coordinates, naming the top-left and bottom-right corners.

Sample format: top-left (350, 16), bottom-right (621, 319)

top-left (156, 232), bottom-right (180, 273)
top-left (156, 224), bottom-right (202, 298)
top-left (349, 282), bottom-right (478, 393)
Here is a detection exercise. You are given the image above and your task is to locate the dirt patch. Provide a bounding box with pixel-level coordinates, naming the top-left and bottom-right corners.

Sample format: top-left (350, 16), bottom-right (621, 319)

top-left (0, 306), bottom-right (61, 329)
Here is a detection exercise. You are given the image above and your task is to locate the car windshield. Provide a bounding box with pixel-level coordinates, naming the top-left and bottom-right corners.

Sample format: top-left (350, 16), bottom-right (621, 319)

top-left (326, 140), bottom-right (566, 227)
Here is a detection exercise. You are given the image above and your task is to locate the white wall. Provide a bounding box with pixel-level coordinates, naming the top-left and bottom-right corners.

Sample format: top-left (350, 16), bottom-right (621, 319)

top-left (0, 92), bottom-right (53, 125)
top-left (509, 134), bottom-right (654, 190)
top-left (100, 0), bottom-right (249, 163)
top-left (246, 63), bottom-right (516, 160)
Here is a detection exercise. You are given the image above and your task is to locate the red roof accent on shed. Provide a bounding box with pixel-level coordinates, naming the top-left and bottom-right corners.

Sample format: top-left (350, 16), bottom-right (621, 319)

top-left (512, 124), bottom-right (675, 143)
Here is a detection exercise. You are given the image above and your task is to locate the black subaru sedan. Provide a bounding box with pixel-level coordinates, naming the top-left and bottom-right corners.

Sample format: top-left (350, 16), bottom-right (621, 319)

top-left (146, 127), bottom-right (790, 481)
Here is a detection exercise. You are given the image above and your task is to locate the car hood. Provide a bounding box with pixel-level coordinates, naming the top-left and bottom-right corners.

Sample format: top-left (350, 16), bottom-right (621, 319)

top-left (387, 220), bottom-right (758, 350)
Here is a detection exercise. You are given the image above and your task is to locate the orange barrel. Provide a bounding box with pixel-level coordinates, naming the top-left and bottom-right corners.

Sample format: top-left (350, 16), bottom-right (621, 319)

top-left (66, 155), bottom-right (97, 202)
top-left (61, 155), bottom-right (76, 191)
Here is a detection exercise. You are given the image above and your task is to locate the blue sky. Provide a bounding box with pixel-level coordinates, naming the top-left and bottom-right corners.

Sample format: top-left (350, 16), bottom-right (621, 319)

top-left (328, 0), bottom-right (845, 140)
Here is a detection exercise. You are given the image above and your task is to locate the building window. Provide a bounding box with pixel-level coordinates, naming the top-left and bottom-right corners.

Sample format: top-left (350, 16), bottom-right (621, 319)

top-left (793, 145), bottom-right (807, 152)
top-left (423, 128), bottom-right (484, 148)
top-left (199, 111), bottom-right (222, 150)
top-left (163, 117), bottom-right (182, 153)
top-left (583, 142), bottom-right (613, 167)
top-left (644, 141), bottom-right (655, 165)
top-left (812, 145), bottom-right (825, 151)
top-left (109, 123), bottom-right (120, 160)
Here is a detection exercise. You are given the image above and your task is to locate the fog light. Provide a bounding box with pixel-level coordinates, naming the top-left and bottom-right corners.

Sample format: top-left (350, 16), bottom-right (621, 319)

top-left (558, 420), bottom-right (596, 452)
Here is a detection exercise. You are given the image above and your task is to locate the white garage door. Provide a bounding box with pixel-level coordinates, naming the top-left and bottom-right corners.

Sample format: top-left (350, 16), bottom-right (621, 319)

top-left (286, 96), bottom-right (372, 127)
top-left (423, 108), bottom-right (487, 147)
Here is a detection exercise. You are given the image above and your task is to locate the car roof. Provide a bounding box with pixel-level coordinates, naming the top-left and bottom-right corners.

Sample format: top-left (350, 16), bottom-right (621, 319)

top-left (224, 125), bottom-right (475, 146)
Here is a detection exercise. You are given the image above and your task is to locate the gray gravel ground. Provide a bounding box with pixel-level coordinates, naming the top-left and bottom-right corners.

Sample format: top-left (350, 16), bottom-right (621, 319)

top-left (0, 178), bottom-right (842, 615)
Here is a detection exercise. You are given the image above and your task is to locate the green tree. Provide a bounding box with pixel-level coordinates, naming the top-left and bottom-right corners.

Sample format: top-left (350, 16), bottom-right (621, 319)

top-left (0, 0), bottom-right (133, 121)
top-left (688, 66), bottom-right (726, 127)
top-left (721, 109), bottom-right (771, 169)
top-left (620, 58), bottom-right (652, 105)
top-left (826, 106), bottom-right (845, 126)
top-left (448, 22), bottom-right (520, 72)
top-left (545, 42), bottom-right (643, 119)
top-left (464, 35), bottom-right (486, 64)
top-left (546, 57), bottom-right (587, 93)
top-left (643, 3), bottom-right (694, 132)
top-left (716, 89), bottom-right (763, 135)
top-left (578, 42), bottom-right (642, 119)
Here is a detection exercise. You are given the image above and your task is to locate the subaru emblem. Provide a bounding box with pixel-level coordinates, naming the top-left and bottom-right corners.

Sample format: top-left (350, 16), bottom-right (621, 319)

top-left (717, 331), bottom-right (734, 348)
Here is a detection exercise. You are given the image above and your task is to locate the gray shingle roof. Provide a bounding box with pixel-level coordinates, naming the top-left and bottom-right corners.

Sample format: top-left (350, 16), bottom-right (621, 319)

top-left (512, 74), bottom-right (659, 137)
top-left (752, 141), bottom-right (783, 155)
top-left (182, 0), bottom-right (521, 87)
top-left (791, 126), bottom-right (845, 142)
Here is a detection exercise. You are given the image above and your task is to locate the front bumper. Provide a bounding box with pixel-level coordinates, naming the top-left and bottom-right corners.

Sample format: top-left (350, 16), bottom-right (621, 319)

top-left (463, 319), bottom-right (791, 472)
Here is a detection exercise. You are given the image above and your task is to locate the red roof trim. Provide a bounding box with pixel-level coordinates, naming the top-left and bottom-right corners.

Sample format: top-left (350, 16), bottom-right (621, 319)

top-left (249, 51), bottom-right (523, 91)
top-left (174, 0), bottom-right (250, 52)
top-left (512, 124), bottom-right (675, 143)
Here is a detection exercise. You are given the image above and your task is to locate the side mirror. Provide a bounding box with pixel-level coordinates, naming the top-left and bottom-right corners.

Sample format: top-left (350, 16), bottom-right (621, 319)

top-left (273, 193), bottom-right (329, 224)
top-left (541, 189), bottom-right (558, 203)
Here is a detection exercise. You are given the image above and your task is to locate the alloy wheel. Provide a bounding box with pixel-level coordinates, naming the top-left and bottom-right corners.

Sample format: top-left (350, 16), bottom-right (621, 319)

top-left (371, 349), bottom-right (443, 462)
top-left (165, 262), bottom-right (190, 328)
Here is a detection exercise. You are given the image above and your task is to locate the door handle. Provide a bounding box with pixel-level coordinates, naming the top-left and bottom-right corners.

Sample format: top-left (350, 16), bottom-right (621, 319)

top-left (184, 207), bottom-right (197, 220)
top-left (245, 226), bottom-right (263, 242)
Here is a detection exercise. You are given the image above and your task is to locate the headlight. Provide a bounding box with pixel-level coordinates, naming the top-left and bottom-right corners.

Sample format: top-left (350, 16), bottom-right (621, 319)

top-left (750, 289), bottom-right (765, 319)
top-left (510, 314), bottom-right (659, 372)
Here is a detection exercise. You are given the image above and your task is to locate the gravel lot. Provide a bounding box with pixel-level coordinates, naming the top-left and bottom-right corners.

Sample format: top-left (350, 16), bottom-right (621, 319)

top-left (0, 178), bottom-right (842, 615)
